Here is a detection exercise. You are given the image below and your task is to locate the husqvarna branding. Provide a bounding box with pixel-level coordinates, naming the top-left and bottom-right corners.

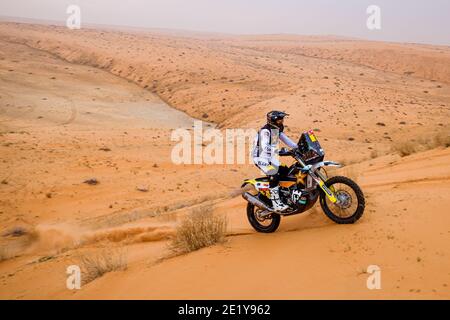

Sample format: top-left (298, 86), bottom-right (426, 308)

top-left (291, 190), bottom-right (302, 203)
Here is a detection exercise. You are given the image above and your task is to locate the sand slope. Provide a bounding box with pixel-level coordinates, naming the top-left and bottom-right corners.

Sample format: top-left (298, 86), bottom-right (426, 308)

top-left (0, 22), bottom-right (449, 299)
top-left (54, 148), bottom-right (449, 300)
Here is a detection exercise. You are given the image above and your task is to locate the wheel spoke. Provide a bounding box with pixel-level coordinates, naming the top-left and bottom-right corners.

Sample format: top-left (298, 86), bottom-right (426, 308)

top-left (325, 182), bottom-right (358, 218)
top-left (255, 208), bottom-right (273, 226)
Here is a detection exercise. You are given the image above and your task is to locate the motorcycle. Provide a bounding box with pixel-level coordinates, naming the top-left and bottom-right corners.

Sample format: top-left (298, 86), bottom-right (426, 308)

top-left (241, 129), bottom-right (365, 233)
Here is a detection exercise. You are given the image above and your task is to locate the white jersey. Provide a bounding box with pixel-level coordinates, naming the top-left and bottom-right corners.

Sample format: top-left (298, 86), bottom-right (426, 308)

top-left (252, 124), bottom-right (297, 169)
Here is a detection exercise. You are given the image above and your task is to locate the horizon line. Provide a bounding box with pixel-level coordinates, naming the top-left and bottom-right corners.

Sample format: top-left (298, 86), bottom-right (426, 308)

top-left (1, 15), bottom-right (449, 48)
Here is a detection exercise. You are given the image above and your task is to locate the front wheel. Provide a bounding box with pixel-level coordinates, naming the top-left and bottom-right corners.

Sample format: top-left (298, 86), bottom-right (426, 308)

top-left (247, 203), bottom-right (281, 233)
top-left (319, 176), bottom-right (365, 224)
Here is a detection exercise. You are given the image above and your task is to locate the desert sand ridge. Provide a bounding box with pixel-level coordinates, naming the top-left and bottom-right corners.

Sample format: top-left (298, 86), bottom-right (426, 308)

top-left (1, 21), bottom-right (449, 126)
top-left (0, 21), bottom-right (449, 299)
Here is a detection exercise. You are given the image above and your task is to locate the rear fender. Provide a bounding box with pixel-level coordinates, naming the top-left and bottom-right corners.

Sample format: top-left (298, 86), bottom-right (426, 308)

top-left (241, 179), bottom-right (270, 197)
top-left (241, 179), bottom-right (256, 188)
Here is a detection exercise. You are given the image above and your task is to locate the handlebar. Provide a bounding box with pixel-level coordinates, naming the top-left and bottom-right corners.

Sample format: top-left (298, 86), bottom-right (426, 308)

top-left (278, 148), bottom-right (292, 157)
top-left (279, 148), bottom-right (308, 169)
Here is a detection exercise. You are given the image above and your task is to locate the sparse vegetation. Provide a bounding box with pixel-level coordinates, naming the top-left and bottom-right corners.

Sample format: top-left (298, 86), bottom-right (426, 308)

top-left (393, 132), bottom-right (450, 157)
top-left (343, 165), bottom-right (361, 183)
top-left (432, 134), bottom-right (450, 148)
top-left (370, 149), bottom-right (379, 159)
top-left (170, 205), bottom-right (227, 254)
top-left (79, 249), bottom-right (127, 284)
top-left (0, 245), bottom-right (13, 262)
top-left (394, 141), bottom-right (417, 157)
top-left (2, 226), bottom-right (29, 237)
top-left (83, 178), bottom-right (99, 185)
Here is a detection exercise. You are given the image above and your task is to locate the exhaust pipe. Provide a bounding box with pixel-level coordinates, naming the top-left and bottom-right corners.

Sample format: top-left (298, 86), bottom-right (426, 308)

top-left (242, 192), bottom-right (273, 212)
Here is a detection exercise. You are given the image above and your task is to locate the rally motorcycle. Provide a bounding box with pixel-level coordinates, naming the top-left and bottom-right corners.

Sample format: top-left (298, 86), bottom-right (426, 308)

top-left (241, 130), bottom-right (365, 233)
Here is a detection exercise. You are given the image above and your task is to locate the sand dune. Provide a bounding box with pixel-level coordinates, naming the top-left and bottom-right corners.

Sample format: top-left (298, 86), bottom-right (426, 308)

top-left (0, 22), bottom-right (449, 299)
top-left (62, 149), bottom-right (450, 299)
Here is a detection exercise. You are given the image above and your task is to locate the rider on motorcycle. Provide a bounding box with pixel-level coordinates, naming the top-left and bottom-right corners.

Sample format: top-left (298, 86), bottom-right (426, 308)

top-left (251, 110), bottom-right (298, 212)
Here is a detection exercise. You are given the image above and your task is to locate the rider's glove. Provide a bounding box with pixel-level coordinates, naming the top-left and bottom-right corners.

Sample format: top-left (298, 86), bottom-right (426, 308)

top-left (278, 147), bottom-right (290, 156)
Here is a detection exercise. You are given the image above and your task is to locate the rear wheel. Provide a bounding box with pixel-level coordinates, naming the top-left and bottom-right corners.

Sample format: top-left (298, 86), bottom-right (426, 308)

top-left (319, 176), bottom-right (365, 224)
top-left (247, 203), bottom-right (280, 233)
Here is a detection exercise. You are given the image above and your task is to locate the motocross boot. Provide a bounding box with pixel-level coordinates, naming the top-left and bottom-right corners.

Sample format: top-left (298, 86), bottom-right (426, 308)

top-left (269, 186), bottom-right (289, 212)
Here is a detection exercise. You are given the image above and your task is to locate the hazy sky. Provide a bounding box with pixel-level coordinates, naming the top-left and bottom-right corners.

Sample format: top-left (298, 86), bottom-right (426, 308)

top-left (1, 0), bottom-right (449, 45)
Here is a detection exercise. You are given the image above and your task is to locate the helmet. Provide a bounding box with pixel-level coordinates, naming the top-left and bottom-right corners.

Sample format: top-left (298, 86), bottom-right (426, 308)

top-left (267, 110), bottom-right (289, 132)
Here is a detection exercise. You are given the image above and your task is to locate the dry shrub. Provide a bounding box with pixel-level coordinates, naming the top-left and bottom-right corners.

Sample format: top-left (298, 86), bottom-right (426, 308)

top-left (343, 165), bottom-right (361, 183)
top-left (370, 149), bottom-right (379, 159)
top-left (393, 132), bottom-right (450, 157)
top-left (326, 164), bottom-right (360, 183)
top-left (0, 226), bottom-right (38, 262)
top-left (170, 205), bottom-right (227, 254)
top-left (0, 245), bottom-right (13, 262)
top-left (2, 226), bottom-right (29, 237)
top-left (431, 133), bottom-right (450, 149)
top-left (338, 155), bottom-right (368, 167)
top-left (79, 249), bottom-right (127, 284)
top-left (393, 141), bottom-right (417, 157)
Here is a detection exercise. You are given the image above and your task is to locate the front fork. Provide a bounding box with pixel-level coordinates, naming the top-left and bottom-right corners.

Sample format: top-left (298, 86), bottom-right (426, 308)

top-left (294, 155), bottom-right (338, 204)
top-left (309, 169), bottom-right (338, 203)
